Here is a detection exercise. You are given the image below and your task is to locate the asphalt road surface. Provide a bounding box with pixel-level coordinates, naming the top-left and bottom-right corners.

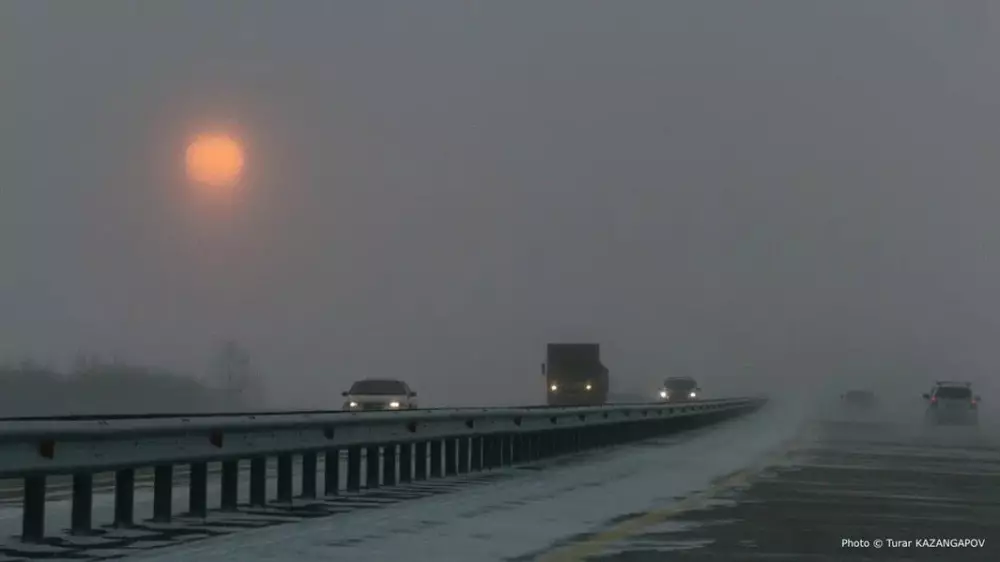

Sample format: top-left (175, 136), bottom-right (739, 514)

top-left (540, 417), bottom-right (1000, 561)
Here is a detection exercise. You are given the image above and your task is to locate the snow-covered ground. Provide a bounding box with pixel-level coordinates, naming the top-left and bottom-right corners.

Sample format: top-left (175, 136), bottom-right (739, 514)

top-left (114, 399), bottom-right (808, 562)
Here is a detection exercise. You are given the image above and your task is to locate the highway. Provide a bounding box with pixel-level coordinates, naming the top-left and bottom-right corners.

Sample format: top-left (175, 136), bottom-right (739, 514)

top-left (539, 418), bottom-right (1000, 561)
top-left (2, 402), bottom-right (997, 561)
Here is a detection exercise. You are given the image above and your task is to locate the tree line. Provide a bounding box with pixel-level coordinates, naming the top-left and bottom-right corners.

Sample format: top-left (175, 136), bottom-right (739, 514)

top-left (0, 342), bottom-right (264, 417)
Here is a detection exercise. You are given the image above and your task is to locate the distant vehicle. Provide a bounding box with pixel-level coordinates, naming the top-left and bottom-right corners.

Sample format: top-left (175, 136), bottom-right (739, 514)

top-left (659, 376), bottom-right (700, 402)
top-left (840, 389), bottom-right (877, 410)
top-left (342, 379), bottom-right (418, 411)
top-left (543, 343), bottom-right (609, 406)
top-left (923, 381), bottom-right (980, 426)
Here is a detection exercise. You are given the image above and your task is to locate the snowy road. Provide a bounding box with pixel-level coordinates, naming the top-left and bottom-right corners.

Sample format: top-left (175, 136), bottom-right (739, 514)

top-left (0, 400), bottom-right (801, 562)
top-left (537, 417), bottom-right (1000, 561)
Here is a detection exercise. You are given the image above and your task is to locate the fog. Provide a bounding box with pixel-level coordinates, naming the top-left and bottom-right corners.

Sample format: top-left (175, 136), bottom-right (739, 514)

top-left (2, 1), bottom-right (1000, 411)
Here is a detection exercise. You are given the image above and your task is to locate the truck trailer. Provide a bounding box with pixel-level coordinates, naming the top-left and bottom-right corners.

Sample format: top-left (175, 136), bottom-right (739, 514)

top-left (542, 343), bottom-right (609, 406)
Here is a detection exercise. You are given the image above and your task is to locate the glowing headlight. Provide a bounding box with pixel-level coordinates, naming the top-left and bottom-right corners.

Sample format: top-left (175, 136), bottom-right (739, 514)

top-left (689, 392), bottom-right (697, 398)
top-left (550, 384), bottom-right (558, 392)
top-left (585, 383), bottom-right (592, 391)
top-left (389, 401), bottom-right (401, 409)
top-left (659, 390), bottom-right (668, 399)
top-left (349, 401), bottom-right (359, 408)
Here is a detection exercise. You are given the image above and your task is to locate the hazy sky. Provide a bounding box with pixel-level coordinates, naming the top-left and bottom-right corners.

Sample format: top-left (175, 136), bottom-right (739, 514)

top-left (3, 1), bottom-right (1000, 407)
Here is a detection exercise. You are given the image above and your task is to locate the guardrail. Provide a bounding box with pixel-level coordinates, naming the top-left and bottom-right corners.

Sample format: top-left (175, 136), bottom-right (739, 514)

top-left (0, 397), bottom-right (766, 542)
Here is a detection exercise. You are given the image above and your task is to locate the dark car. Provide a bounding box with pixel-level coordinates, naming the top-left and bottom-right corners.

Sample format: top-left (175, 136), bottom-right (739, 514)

top-left (659, 376), bottom-right (700, 402)
top-left (841, 390), bottom-right (877, 409)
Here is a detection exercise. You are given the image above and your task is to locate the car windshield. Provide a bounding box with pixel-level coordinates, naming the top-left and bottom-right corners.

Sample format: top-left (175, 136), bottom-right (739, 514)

top-left (349, 380), bottom-right (407, 395)
top-left (935, 386), bottom-right (971, 399)
top-left (664, 379), bottom-right (697, 391)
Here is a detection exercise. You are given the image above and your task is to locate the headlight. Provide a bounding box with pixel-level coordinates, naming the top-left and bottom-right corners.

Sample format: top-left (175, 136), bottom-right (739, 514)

top-left (689, 392), bottom-right (697, 398)
top-left (550, 384), bottom-right (558, 392)
top-left (388, 401), bottom-right (401, 409)
top-left (659, 390), bottom-right (668, 399)
top-left (349, 401), bottom-right (359, 408)
top-left (585, 383), bottom-right (592, 391)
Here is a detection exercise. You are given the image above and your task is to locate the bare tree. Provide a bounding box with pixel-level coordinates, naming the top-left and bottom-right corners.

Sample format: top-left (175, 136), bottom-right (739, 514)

top-left (212, 340), bottom-right (259, 408)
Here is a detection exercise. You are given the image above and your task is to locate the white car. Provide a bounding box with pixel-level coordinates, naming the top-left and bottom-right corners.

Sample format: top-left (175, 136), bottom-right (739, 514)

top-left (659, 376), bottom-right (701, 402)
top-left (342, 379), bottom-right (418, 411)
top-left (923, 381), bottom-right (980, 426)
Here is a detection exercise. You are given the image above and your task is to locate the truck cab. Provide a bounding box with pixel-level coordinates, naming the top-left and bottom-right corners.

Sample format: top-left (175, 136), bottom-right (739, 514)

top-left (543, 343), bottom-right (609, 406)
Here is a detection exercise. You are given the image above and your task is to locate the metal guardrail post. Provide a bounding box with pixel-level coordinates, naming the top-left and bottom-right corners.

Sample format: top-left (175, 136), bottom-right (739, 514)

top-left (510, 434), bottom-right (523, 464)
top-left (21, 475), bottom-right (45, 542)
top-left (430, 440), bottom-right (443, 478)
top-left (189, 462), bottom-right (208, 517)
top-left (71, 473), bottom-right (93, 535)
top-left (490, 435), bottom-right (501, 466)
top-left (492, 434), bottom-right (504, 467)
top-left (501, 434), bottom-right (512, 466)
top-left (529, 432), bottom-right (540, 459)
top-left (220, 461), bottom-right (239, 511)
top-left (250, 457), bottom-right (267, 506)
top-left (365, 445), bottom-right (380, 489)
top-left (383, 444), bottom-right (397, 486)
top-left (458, 437), bottom-right (470, 473)
top-left (494, 434), bottom-right (504, 466)
top-left (152, 464), bottom-right (173, 522)
top-left (346, 446), bottom-right (361, 491)
top-left (483, 435), bottom-right (495, 469)
top-left (399, 443), bottom-right (413, 483)
top-left (324, 449), bottom-right (340, 495)
top-left (277, 454), bottom-right (293, 502)
top-left (414, 441), bottom-right (428, 480)
top-left (471, 436), bottom-right (483, 471)
top-left (301, 452), bottom-right (318, 498)
top-left (114, 469), bottom-right (135, 527)
top-left (445, 439), bottom-right (457, 476)
top-left (568, 429), bottom-right (581, 452)
top-left (481, 435), bottom-right (493, 469)
top-left (521, 433), bottom-right (534, 461)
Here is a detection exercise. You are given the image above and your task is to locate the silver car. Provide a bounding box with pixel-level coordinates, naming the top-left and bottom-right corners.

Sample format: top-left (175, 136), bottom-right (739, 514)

top-left (659, 376), bottom-right (701, 402)
top-left (342, 379), bottom-right (418, 411)
top-left (923, 382), bottom-right (980, 426)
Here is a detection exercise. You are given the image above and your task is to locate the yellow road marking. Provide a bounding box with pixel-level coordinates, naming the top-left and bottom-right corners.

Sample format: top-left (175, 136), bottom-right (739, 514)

top-left (537, 430), bottom-right (811, 562)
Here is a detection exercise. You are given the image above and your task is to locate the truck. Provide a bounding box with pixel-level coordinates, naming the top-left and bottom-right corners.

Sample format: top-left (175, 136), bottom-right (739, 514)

top-left (542, 343), bottom-right (609, 406)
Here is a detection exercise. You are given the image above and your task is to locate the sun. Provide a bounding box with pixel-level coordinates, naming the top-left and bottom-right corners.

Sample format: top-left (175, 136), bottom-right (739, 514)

top-left (185, 133), bottom-right (245, 188)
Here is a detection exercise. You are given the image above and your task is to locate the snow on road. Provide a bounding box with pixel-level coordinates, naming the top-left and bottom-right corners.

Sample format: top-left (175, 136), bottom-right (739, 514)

top-left (122, 400), bottom-right (807, 562)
